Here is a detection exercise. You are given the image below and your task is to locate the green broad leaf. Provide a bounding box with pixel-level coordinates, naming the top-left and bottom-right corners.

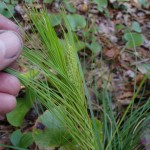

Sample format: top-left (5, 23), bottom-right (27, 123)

top-left (115, 24), bottom-right (125, 31)
top-left (25, 0), bottom-right (34, 3)
top-left (7, 98), bottom-right (29, 127)
top-left (67, 14), bottom-right (86, 31)
top-left (10, 130), bottom-right (33, 148)
top-left (10, 130), bottom-right (22, 146)
top-left (43, 0), bottom-right (53, 4)
top-left (0, 3), bottom-right (15, 18)
top-left (7, 89), bottom-right (35, 127)
top-left (33, 110), bottom-right (72, 148)
top-left (49, 14), bottom-right (62, 27)
top-left (86, 42), bottom-right (102, 53)
top-left (19, 132), bottom-right (34, 148)
top-left (64, 1), bottom-right (76, 13)
top-left (132, 21), bottom-right (141, 33)
top-left (93, 0), bottom-right (108, 11)
top-left (0, 2), bottom-right (6, 12)
top-left (76, 41), bottom-right (86, 51)
top-left (124, 32), bottom-right (144, 48)
top-left (138, 0), bottom-right (148, 8)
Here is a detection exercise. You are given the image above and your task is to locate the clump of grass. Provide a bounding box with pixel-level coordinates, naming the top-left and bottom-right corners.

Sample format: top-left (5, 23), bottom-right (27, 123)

top-left (7, 8), bottom-right (100, 149)
top-left (98, 79), bottom-right (150, 150)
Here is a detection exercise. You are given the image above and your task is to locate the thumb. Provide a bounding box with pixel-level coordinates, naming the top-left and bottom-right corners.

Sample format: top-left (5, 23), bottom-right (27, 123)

top-left (0, 30), bottom-right (23, 70)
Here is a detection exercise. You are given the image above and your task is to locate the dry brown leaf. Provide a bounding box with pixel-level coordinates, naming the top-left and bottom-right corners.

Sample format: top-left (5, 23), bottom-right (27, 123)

top-left (105, 48), bottom-right (120, 60)
top-left (132, 74), bottom-right (144, 86)
top-left (117, 91), bottom-right (133, 100)
top-left (77, 2), bottom-right (88, 12)
top-left (117, 91), bottom-right (133, 105)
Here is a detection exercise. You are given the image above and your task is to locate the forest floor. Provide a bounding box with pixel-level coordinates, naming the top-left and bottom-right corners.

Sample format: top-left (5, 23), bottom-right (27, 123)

top-left (0, 0), bottom-right (150, 149)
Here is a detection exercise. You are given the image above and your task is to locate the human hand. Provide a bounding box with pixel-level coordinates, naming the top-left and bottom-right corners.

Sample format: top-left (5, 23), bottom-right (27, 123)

top-left (0, 15), bottom-right (22, 114)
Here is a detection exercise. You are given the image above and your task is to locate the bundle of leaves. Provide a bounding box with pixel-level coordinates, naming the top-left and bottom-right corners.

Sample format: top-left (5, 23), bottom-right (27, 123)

top-left (7, 8), bottom-right (100, 149)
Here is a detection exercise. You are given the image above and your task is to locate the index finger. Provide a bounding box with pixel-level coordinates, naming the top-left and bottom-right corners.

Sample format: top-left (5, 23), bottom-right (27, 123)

top-left (0, 14), bottom-right (19, 32)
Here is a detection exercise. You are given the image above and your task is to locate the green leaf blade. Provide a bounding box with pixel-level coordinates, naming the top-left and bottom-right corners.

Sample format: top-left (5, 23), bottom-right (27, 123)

top-left (124, 32), bottom-right (144, 48)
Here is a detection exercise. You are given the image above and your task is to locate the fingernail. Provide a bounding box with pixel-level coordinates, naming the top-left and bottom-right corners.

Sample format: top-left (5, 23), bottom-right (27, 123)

top-left (0, 30), bottom-right (23, 59)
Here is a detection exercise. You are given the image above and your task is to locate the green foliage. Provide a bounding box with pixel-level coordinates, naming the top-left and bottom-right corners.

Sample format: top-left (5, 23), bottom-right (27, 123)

top-left (64, 1), bottom-right (76, 13)
top-left (10, 130), bottom-right (22, 146)
top-left (93, 77), bottom-right (150, 150)
top-left (59, 39), bottom-right (86, 51)
top-left (106, 75), bottom-right (149, 149)
top-left (4, 0), bottom-right (18, 4)
top-left (19, 132), bottom-right (33, 148)
top-left (0, 1), bottom-right (16, 18)
top-left (138, 0), bottom-right (149, 7)
top-left (7, 98), bottom-right (29, 127)
top-left (66, 14), bottom-right (86, 31)
top-left (24, 0), bottom-right (34, 3)
top-left (138, 63), bottom-right (150, 74)
top-left (115, 24), bottom-right (125, 31)
top-left (49, 13), bottom-right (62, 26)
top-left (132, 21), bottom-right (141, 33)
top-left (116, 21), bottom-right (143, 49)
top-left (94, 119), bottom-right (103, 142)
top-left (7, 9), bottom-right (99, 150)
top-left (10, 130), bottom-right (33, 148)
top-left (92, 0), bottom-right (108, 12)
top-left (7, 89), bottom-right (35, 127)
top-left (43, 0), bottom-right (53, 4)
top-left (33, 110), bottom-right (74, 148)
top-left (124, 32), bottom-right (144, 48)
top-left (142, 64), bottom-right (150, 73)
top-left (86, 42), bottom-right (102, 53)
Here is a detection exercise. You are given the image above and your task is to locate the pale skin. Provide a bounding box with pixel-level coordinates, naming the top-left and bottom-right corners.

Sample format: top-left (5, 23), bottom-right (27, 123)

top-left (0, 15), bottom-right (22, 114)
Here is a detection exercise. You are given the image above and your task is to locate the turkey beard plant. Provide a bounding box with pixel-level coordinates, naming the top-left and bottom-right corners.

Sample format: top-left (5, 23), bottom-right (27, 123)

top-left (7, 8), bottom-right (100, 149)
